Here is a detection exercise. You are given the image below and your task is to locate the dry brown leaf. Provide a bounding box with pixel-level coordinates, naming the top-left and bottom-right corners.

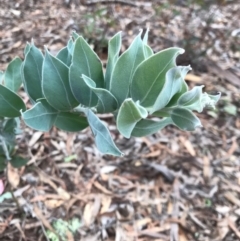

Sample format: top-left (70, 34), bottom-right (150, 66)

top-left (116, 204), bottom-right (134, 221)
top-left (179, 136), bottom-right (196, 156)
top-left (66, 133), bottom-right (74, 155)
top-left (179, 228), bottom-right (188, 241)
top-left (57, 187), bottom-right (70, 200)
top-left (168, 202), bottom-right (173, 214)
top-left (206, 60), bottom-right (240, 87)
top-left (100, 173), bottom-right (110, 181)
top-left (217, 218), bottom-right (229, 239)
top-left (14, 222), bottom-right (26, 239)
top-left (170, 179), bottom-right (180, 241)
top-left (100, 165), bottom-right (117, 174)
top-left (228, 218), bottom-right (240, 239)
top-left (83, 196), bottom-right (101, 227)
top-left (203, 156), bottom-right (211, 181)
top-left (154, 186), bottom-right (162, 215)
top-left (7, 163), bottom-right (20, 188)
top-left (27, 145), bottom-right (45, 165)
top-left (139, 227), bottom-right (170, 239)
top-left (37, 171), bottom-right (58, 190)
top-left (170, 223), bottom-right (178, 241)
top-left (30, 194), bottom-right (69, 203)
top-left (28, 131), bottom-right (43, 147)
top-left (12, 41), bottom-right (22, 49)
top-left (0, 223), bottom-right (8, 234)
top-left (74, 164), bottom-right (84, 185)
top-left (56, 162), bottom-right (78, 169)
top-left (66, 230), bottom-right (74, 241)
top-left (24, 222), bottom-right (42, 230)
top-left (50, 139), bottom-right (62, 151)
top-left (185, 74), bottom-right (202, 83)
top-left (141, 137), bottom-right (154, 151)
top-left (144, 225), bottom-right (171, 234)
top-left (81, 234), bottom-right (101, 241)
top-left (100, 195), bottom-right (112, 214)
top-left (143, 150), bottom-right (161, 158)
top-left (235, 209), bottom-right (240, 216)
top-left (45, 199), bottom-right (64, 209)
top-left (149, 163), bottom-right (175, 182)
top-left (135, 217), bottom-right (152, 230)
top-left (224, 192), bottom-right (240, 207)
top-left (0, 215), bottom-right (13, 235)
top-left (115, 224), bottom-right (134, 241)
top-left (215, 205), bottom-right (231, 214)
top-left (93, 181), bottom-right (112, 195)
top-left (33, 205), bottom-right (54, 232)
top-left (83, 202), bottom-right (94, 226)
top-left (227, 137), bottom-right (238, 156)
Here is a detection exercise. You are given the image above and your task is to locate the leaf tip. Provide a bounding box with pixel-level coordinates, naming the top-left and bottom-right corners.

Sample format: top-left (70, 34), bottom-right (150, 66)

top-left (44, 45), bottom-right (50, 54)
top-left (178, 49), bottom-right (185, 55)
top-left (31, 38), bottom-right (35, 46)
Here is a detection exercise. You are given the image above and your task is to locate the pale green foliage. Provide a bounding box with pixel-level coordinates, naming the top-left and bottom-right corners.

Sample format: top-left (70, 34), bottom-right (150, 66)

top-left (0, 30), bottom-right (220, 157)
top-left (0, 85), bottom-right (26, 118)
top-left (4, 57), bottom-right (22, 92)
top-left (0, 117), bottom-right (28, 169)
top-left (110, 31), bottom-right (146, 105)
top-left (117, 99), bottom-right (148, 138)
top-left (46, 218), bottom-right (81, 241)
top-left (0, 192), bottom-right (12, 203)
top-left (0, 71), bottom-right (4, 84)
top-left (22, 43), bottom-right (44, 101)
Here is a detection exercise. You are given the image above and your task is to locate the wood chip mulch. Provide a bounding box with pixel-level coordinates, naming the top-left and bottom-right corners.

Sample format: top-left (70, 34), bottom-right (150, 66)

top-left (0, 0), bottom-right (240, 240)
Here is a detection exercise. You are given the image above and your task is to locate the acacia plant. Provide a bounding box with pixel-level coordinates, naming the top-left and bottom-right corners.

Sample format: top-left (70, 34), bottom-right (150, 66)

top-left (0, 30), bottom-right (220, 164)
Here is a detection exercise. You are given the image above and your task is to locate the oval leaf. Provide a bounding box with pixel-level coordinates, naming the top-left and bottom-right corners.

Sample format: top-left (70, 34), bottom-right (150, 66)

top-left (22, 44), bottom-right (44, 101)
top-left (54, 112), bottom-right (88, 132)
top-left (4, 57), bottom-right (23, 92)
top-left (82, 75), bottom-right (118, 113)
top-left (109, 31), bottom-right (146, 105)
top-left (67, 38), bottom-right (74, 55)
top-left (22, 99), bottom-right (58, 131)
top-left (0, 71), bottom-right (4, 84)
top-left (177, 85), bottom-right (204, 112)
top-left (143, 29), bottom-right (154, 58)
top-left (24, 42), bottom-right (31, 56)
top-left (86, 109), bottom-right (123, 156)
top-left (2, 118), bottom-right (17, 145)
top-left (42, 49), bottom-right (78, 111)
top-left (10, 156), bottom-right (28, 168)
top-left (56, 38), bottom-right (74, 66)
top-left (105, 32), bottom-right (122, 89)
top-left (150, 66), bottom-right (191, 114)
top-left (143, 45), bottom-right (154, 59)
top-left (131, 118), bottom-right (173, 137)
top-left (69, 36), bottom-right (104, 106)
top-left (117, 98), bottom-right (148, 138)
top-left (56, 46), bottom-right (72, 67)
top-left (166, 78), bottom-right (188, 107)
top-left (177, 85), bottom-right (203, 106)
top-left (130, 47), bottom-right (184, 108)
top-left (0, 85), bottom-right (26, 118)
top-left (71, 36), bottom-right (104, 86)
top-left (171, 107), bottom-right (202, 131)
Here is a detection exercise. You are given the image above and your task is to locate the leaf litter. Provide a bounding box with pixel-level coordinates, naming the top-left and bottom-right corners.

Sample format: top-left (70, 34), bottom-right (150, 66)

top-left (0, 0), bottom-right (240, 240)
